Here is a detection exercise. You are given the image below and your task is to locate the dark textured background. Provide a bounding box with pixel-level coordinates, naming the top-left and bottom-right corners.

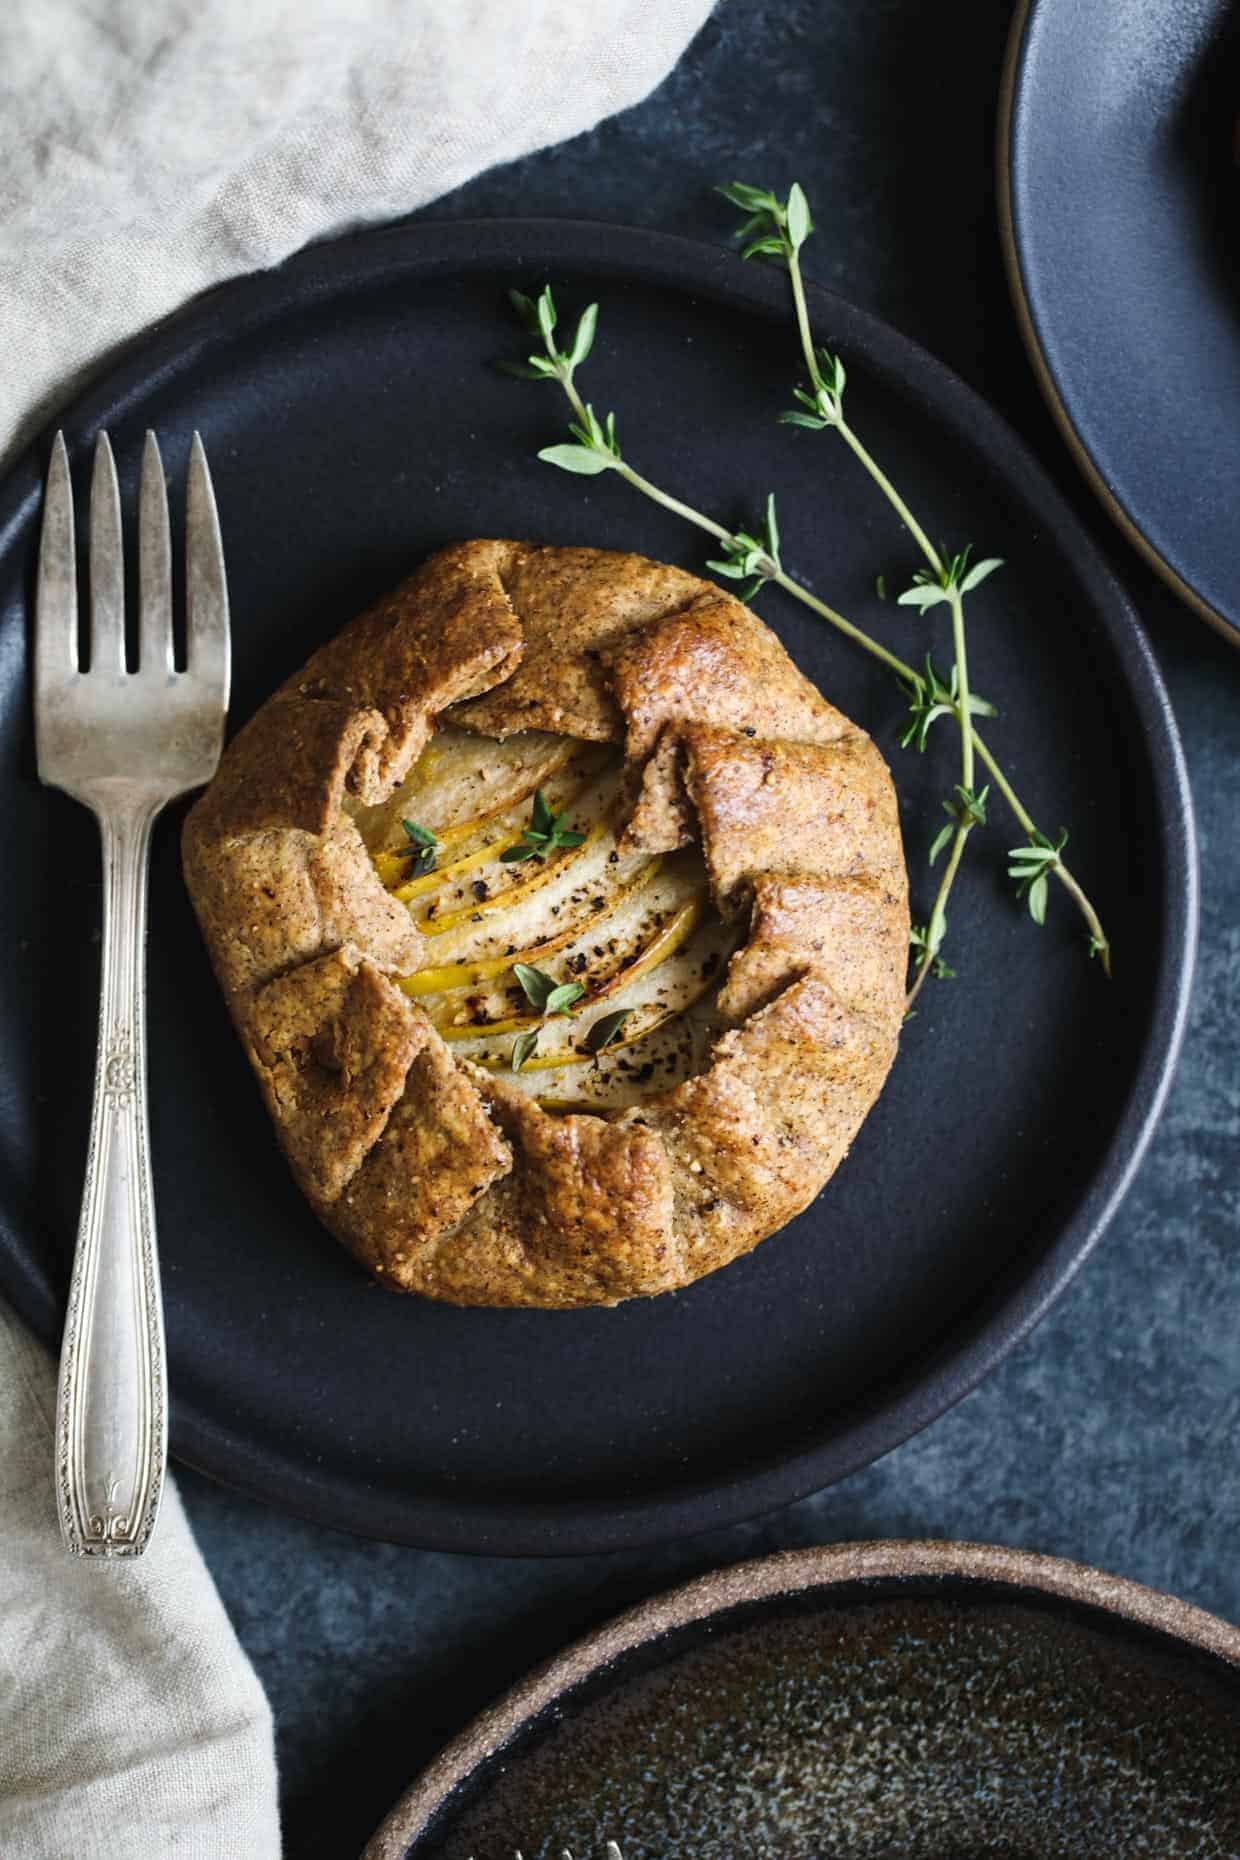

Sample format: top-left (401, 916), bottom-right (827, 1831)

top-left (174, 2), bottom-right (1240, 1853)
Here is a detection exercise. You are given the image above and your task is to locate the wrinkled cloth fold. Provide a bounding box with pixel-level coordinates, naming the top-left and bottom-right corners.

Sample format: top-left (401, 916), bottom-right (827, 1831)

top-left (0, 0), bottom-right (711, 1851)
top-left (0, 1300), bottom-right (281, 1857)
top-left (0, 0), bottom-right (713, 472)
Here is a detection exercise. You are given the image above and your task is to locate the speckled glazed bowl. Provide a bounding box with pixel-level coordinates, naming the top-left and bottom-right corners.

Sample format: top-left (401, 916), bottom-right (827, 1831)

top-left (363, 1542), bottom-right (1240, 1860)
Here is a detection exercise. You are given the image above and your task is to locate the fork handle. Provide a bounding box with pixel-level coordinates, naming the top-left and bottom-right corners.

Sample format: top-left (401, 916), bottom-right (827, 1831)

top-left (55, 800), bottom-right (167, 1556)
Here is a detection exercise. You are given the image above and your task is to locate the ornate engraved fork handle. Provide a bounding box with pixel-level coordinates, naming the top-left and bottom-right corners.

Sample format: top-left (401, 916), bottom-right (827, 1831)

top-left (56, 797), bottom-right (167, 1556)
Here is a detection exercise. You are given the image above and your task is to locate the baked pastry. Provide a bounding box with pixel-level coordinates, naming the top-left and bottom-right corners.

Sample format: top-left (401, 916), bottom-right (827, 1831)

top-left (183, 542), bottom-right (908, 1308)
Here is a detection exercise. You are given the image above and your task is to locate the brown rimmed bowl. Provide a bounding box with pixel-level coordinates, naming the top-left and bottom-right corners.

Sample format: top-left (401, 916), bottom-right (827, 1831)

top-left (364, 1540), bottom-right (1240, 1859)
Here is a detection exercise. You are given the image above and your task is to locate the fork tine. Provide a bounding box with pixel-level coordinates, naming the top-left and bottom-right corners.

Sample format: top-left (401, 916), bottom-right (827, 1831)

top-left (89, 432), bottom-right (126, 674)
top-left (185, 433), bottom-right (230, 703)
top-left (36, 433), bottom-right (78, 693)
top-left (138, 432), bottom-right (173, 675)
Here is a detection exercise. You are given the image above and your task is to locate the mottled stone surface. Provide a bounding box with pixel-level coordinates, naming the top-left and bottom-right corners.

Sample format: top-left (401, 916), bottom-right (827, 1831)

top-left (178, 1), bottom-right (1240, 1853)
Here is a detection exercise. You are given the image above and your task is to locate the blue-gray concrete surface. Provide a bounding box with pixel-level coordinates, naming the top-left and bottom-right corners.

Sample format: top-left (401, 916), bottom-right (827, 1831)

top-left (178, 3), bottom-right (1240, 1852)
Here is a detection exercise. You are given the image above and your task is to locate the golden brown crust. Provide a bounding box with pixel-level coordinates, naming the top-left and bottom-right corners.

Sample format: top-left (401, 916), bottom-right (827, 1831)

top-left (417, 1071), bottom-right (680, 1307)
top-left (718, 873), bottom-right (908, 1026)
top-left (607, 587), bottom-right (852, 760)
top-left (452, 546), bottom-right (702, 743)
top-left (638, 975), bottom-right (896, 1279)
top-left (620, 726), bottom-right (695, 855)
top-left (281, 539), bottom-right (525, 799)
top-left (184, 541), bottom-right (908, 1308)
top-left (247, 948), bottom-right (424, 1203)
top-left (327, 1033), bottom-right (514, 1283)
top-left (683, 724), bottom-right (904, 911)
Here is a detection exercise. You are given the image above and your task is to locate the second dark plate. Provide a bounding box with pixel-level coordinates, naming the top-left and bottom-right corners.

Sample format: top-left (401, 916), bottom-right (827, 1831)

top-left (1000, 0), bottom-right (1240, 644)
top-left (0, 220), bottom-right (1195, 1552)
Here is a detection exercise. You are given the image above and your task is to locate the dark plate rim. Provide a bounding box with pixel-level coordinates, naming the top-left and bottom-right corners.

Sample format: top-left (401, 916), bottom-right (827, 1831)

top-left (361, 1537), bottom-right (1240, 1858)
top-left (0, 217), bottom-right (1199, 1555)
top-left (997, 0), bottom-right (1240, 648)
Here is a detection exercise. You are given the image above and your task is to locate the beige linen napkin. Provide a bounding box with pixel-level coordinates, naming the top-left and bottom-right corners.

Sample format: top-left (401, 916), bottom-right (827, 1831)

top-left (0, 0), bottom-right (713, 1851)
top-left (0, 0), bottom-right (714, 473)
top-left (0, 1301), bottom-right (280, 1856)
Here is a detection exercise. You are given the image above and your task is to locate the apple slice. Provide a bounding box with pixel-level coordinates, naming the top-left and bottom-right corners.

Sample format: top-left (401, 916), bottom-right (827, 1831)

top-left (398, 856), bottom-right (663, 997)
top-left (370, 750), bottom-right (603, 893)
top-left (404, 768), bottom-right (648, 970)
top-left (430, 861), bottom-right (706, 1039)
top-left (527, 998), bottom-right (728, 1111)
top-left (353, 725), bottom-right (582, 876)
top-left (451, 910), bottom-right (739, 1090)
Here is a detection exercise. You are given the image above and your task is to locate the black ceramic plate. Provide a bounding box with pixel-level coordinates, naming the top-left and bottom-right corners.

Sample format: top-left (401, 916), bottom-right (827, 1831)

top-left (1000, 0), bottom-right (1240, 645)
top-left (365, 1542), bottom-right (1240, 1858)
top-left (0, 221), bottom-right (1195, 1554)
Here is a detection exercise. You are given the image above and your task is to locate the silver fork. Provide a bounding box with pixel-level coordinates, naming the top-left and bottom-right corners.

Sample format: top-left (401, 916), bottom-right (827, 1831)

top-left (36, 430), bottom-right (229, 1557)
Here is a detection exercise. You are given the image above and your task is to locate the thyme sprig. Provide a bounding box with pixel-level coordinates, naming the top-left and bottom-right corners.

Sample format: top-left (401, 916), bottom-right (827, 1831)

top-left (722, 178), bottom-right (1001, 996)
top-left (500, 787), bottom-right (587, 863)
top-left (508, 962), bottom-right (584, 1073)
top-left (500, 264), bottom-right (1111, 995)
top-left (721, 178), bottom-right (1110, 988)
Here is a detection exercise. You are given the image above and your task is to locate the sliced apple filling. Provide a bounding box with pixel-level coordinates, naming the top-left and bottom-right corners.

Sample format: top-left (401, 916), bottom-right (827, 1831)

top-left (353, 725), bottom-right (575, 848)
top-left (358, 725), bottom-right (737, 1107)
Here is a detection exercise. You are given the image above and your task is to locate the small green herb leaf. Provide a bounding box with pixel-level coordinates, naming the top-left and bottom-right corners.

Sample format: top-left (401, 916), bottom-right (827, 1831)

top-left (717, 181), bottom-right (780, 213)
top-left (568, 303), bottom-right (599, 369)
top-left (495, 358), bottom-right (558, 381)
top-left (741, 235), bottom-right (786, 262)
top-left (397, 820), bottom-right (437, 876)
top-left (705, 500), bottom-right (781, 597)
top-left (545, 981), bottom-right (586, 1016)
top-left (510, 1030), bottom-right (540, 1072)
top-left (1027, 871), bottom-right (1049, 925)
top-left (764, 490), bottom-right (780, 559)
top-left (959, 555), bottom-right (1003, 594)
top-left (786, 182), bottom-right (812, 251)
top-left (910, 920), bottom-right (954, 981)
top-left (898, 582), bottom-right (950, 611)
top-left (502, 791), bottom-right (588, 864)
top-left (815, 349), bottom-right (846, 399)
top-left (536, 286), bottom-right (557, 350)
top-left (507, 288), bottom-right (541, 336)
top-left (1008, 828), bottom-right (1069, 923)
top-left (585, 1007), bottom-right (633, 1053)
top-left (537, 443), bottom-right (614, 475)
top-left (928, 822), bottom-right (954, 866)
top-left (530, 788), bottom-right (556, 839)
top-left (513, 964), bottom-right (555, 1011)
top-left (947, 783), bottom-right (989, 829)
